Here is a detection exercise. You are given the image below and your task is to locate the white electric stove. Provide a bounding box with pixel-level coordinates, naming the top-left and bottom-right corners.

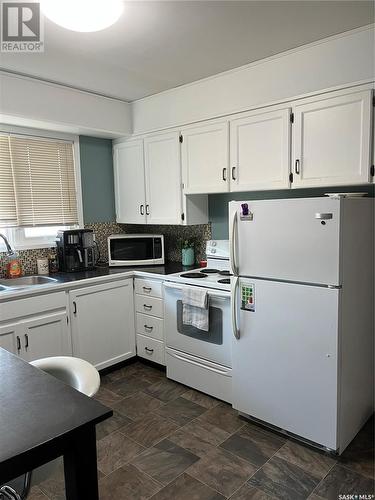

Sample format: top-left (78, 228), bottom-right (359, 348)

top-left (163, 240), bottom-right (232, 403)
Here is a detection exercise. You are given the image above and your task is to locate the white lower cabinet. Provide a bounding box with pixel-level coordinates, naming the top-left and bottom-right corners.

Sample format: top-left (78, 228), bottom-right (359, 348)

top-left (134, 277), bottom-right (165, 365)
top-left (69, 279), bottom-right (136, 370)
top-left (0, 292), bottom-right (71, 361)
top-left (0, 323), bottom-right (18, 354)
top-left (21, 311), bottom-right (70, 361)
top-left (137, 334), bottom-right (164, 365)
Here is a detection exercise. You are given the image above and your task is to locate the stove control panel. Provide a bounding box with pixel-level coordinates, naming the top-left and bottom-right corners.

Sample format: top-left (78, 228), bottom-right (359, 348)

top-left (206, 240), bottom-right (229, 259)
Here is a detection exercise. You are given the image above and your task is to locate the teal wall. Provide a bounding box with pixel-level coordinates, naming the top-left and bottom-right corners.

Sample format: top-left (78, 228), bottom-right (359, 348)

top-left (79, 136), bottom-right (116, 223)
top-left (209, 185), bottom-right (375, 239)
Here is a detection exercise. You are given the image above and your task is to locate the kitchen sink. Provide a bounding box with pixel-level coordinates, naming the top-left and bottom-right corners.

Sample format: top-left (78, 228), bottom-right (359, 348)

top-left (0, 276), bottom-right (58, 288)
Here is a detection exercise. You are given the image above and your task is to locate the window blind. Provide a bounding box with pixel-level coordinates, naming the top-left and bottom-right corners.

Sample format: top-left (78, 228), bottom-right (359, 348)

top-left (0, 133), bottom-right (78, 227)
top-left (0, 135), bottom-right (17, 227)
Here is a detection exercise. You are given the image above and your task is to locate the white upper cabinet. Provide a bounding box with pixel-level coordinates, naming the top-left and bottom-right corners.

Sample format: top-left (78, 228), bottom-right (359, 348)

top-left (181, 120), bottom-right (229, 194)
top-left (292, 90), bottom-right (373, 188)
top-left (144, 132), bottom-right (182, 225)
top-left (230, 107), bottom-right (291, 192)
top-left (113, 140), bottom-right (146, 224)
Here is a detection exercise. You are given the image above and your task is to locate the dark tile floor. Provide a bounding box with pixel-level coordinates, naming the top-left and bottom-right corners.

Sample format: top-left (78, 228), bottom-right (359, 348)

top-left (29, 360), bottom-right (374, 500)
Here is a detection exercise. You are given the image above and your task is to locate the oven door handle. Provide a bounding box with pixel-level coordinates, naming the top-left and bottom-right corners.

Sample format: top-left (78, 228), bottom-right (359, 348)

top-left (163, 282), bottom-right (230, 299)
top-left (232, 276), bottom-right (240, 340)
top-left (167, 350), bottom-right (231, 376)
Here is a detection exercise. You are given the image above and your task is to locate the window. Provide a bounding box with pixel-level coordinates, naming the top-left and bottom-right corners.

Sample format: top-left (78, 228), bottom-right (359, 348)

top-left (0, 129), bottom-right (83, 250)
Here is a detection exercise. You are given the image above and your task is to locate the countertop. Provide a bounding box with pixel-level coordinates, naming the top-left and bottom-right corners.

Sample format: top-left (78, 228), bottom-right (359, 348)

top-left (0, 262), bottom-right (194, 302)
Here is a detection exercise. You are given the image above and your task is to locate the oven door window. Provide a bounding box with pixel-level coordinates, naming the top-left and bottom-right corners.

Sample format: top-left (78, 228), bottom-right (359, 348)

top-left (176, 300), bottom-right (223, 345)
top-left (110, 238), bottom-right (155, 261)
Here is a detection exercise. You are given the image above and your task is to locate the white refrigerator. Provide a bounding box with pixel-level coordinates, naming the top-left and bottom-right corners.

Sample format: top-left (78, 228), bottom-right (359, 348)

top-left (229, 197), bottom-right (374, 453)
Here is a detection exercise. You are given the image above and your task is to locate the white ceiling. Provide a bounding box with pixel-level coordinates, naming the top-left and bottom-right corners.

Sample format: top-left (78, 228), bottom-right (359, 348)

top-left (1, 1), bottom-right (373, 102)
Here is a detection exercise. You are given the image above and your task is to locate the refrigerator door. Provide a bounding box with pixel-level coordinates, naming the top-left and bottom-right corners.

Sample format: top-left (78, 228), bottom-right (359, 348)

top-left (232, 278), bottom-right (339, 450)
top-left (229, 197), bottom-right (341, 286)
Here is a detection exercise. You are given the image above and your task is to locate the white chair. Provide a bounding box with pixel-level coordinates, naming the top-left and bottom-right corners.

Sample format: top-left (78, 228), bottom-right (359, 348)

top-left (0, 356), bottom-right (100, 500)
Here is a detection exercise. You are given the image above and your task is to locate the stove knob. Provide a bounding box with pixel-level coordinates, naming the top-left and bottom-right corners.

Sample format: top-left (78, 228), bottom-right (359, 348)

top-left (211, 248), bottom-right (216, 253)
top-left (211, 241), bottom-right (217, 246)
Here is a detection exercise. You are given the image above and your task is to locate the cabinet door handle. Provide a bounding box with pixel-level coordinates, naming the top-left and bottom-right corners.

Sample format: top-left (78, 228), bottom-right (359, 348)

top-left (144, 324), bottom-right (153, 331)
top-left (16, 336), bottom-right (21, 351)
top-left (73, 301), bottom-right (77, 314)
top-left (145, 347), bottom-right (154, 354)
top-left (295, 159), bottom-right (300, 174)
top-left (222, 168), bottom-right (227, 181)
top-left (143, 304), bottom-right (152, 310)
top-left (232, 167), bottom-right (237, 180)
top-left (146, 205), bottom-right (150, 215)
top-left (140, 204), bottom-right (145, 215)
top-left (142, 286), bottom-right (152, 292)
top-left (24, 334), bottom-right (29, 349)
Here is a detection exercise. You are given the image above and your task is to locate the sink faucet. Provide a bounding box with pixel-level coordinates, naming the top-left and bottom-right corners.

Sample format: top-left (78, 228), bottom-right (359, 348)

top-left (0, 233), bottom-right (15, 256)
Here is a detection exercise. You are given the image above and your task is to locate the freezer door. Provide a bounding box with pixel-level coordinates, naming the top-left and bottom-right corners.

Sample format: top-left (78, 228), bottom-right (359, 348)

top-left (232, 278), bottom-right (339, 450)
top-left (229, 197), bottom-right (341, 285)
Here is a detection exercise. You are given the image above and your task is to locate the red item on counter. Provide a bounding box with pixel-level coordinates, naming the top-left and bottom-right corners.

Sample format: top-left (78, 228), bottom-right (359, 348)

top-left (7, 258), bottom-right (22, 278)
top-left (199, 260), bottom-right (207, 268)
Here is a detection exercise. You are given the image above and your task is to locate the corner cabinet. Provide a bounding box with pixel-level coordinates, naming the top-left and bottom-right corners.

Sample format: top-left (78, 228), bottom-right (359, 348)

top-left (113, 132), bottom-right (208, 225)
top-left (69, 279), bottom-right (136, 370)
top-left (292, 90), bottom-right (373, 187)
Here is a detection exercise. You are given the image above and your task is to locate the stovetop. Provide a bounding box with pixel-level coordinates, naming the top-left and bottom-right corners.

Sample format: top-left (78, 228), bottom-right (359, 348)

top-left (165, 268), bottom-right (232, 291)
top-left (165, 239), bottom-right (232, 291)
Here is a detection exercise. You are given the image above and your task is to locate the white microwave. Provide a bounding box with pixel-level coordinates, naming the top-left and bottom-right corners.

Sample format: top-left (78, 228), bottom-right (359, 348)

top-left (108, 234), bottom-right (165, 266)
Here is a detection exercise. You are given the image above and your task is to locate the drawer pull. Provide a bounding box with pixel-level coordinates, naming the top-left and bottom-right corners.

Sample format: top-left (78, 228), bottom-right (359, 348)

top-left (143, 286), bottom-right (152, 292)
top-left (16, 336), bottom-right (21, 351)
top-left (145, 347), bottom-right (154, 354)
top-left (144, 324), bottom-right (153, 331)
top-left (24, 334), bottom-right (29, 349)
top-left (143, 304), bottom-right (152, 310)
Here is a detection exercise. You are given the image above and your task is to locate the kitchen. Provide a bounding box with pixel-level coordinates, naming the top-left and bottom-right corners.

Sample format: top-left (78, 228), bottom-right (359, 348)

top-left (0, 2), bottom-right (374, 499)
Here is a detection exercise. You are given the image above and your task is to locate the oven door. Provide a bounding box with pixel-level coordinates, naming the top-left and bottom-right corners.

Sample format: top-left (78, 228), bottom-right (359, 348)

top-left (163, 282), bottom-right (231, 368)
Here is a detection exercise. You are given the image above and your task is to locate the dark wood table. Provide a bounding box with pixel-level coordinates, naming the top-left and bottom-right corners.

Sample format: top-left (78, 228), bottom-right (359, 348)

top-left (0, 348), bottom-right (112, 499)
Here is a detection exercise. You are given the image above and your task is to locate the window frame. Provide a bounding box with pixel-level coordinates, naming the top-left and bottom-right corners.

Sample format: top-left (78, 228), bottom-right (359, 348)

top-left (0, 125), bottom-right (84, 251)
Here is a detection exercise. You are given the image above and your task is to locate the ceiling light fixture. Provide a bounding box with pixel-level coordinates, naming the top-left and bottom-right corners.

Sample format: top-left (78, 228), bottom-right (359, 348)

top-left (41, 0), bottom-right (124, 33)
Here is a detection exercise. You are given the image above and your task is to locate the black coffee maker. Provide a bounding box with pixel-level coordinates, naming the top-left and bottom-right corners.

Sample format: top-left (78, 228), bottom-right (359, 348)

top-left (56, 229), bottom-right (96, 272)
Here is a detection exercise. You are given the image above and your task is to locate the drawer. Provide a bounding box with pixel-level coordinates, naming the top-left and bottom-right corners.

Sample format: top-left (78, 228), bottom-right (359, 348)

top-left (137, 334), bottom-right (165, 365)
top-left (134, 278), bottom-right (162, 299)
top-left (136, 313), bottom-right (164, 341)
top-left (135, 295), bottom-right (163, 318)
top-left (0, 291), bottom-right (67, 323)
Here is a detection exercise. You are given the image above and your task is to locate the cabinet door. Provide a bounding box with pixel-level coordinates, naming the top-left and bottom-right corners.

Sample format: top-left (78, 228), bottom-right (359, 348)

top-left (230, 108), bottom-right (291, 191)
top-left (144, 132), bottom-right (182, 225)
top-left (21, 312), bottom-right (71, 362)
top-left (181, 120), bottom-right (229, 194)
top-left (113, 140), bottom-right (146, 224)
top-left (292, 90), bottom-right (372, 187)
top-left (70, 280), bottom-right (136, 370)
top-left (0, 323), bottom-right (18, 355)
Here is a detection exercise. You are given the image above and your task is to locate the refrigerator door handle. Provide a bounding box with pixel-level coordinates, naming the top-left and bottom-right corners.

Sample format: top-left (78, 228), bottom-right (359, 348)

top-left (232, 276), bottom-right (240, 340)
top-left (230, 210), bottom-right (239, 276)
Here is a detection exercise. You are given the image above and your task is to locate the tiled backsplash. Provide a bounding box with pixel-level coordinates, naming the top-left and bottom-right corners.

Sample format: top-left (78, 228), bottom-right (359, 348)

top-left (0, 222), bottom-right (212, 277)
